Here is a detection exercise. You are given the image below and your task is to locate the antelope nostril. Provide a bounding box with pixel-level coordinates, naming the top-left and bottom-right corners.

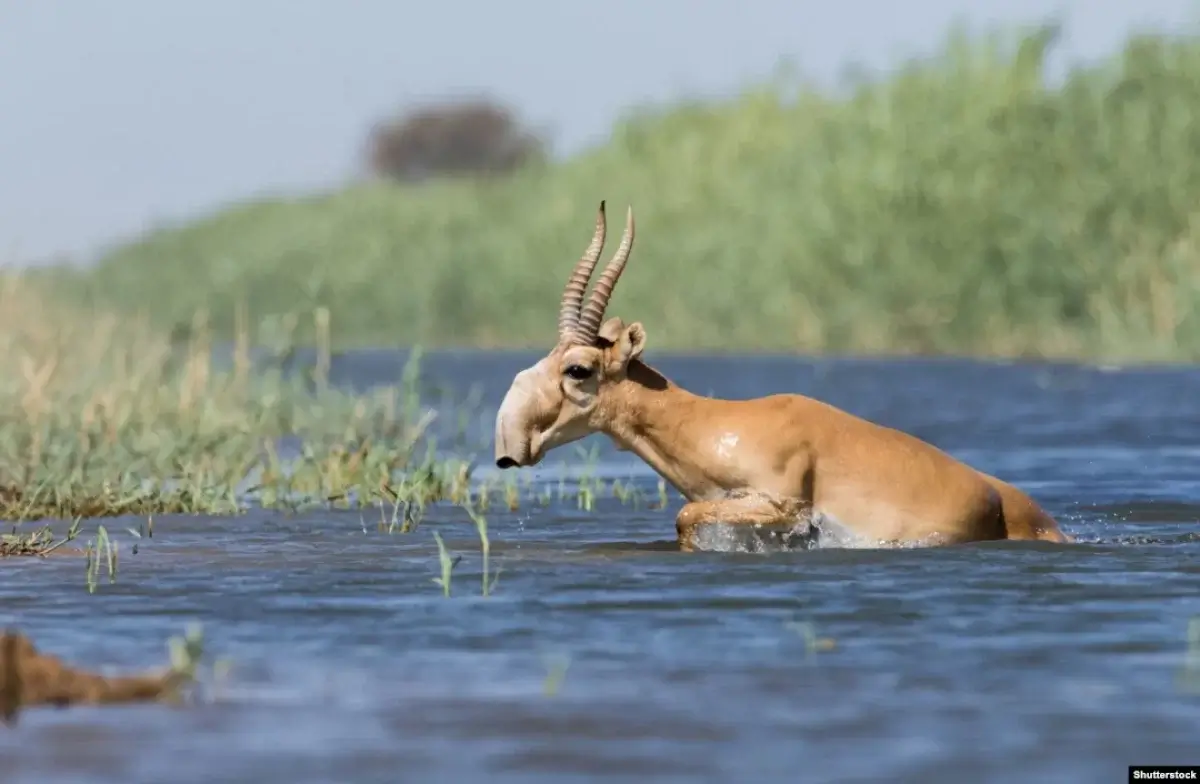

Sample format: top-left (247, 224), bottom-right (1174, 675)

top-left (496, 457), bottom-right (518, 469)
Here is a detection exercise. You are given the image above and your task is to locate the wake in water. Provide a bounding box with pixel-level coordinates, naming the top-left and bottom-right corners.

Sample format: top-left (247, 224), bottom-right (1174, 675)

top-left (1066, 529), bottom-right (1200, 547)
top-left (685, 503), bottom-right (1200, 553)
top-left (685, 511), bottom-right (954, 554)
top-left (1052, 500), bottom-right (1200, 547)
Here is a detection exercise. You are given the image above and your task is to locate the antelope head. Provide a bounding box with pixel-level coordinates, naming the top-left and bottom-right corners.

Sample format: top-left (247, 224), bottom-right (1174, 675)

top-left (494, 201), bottom-right (647, 469)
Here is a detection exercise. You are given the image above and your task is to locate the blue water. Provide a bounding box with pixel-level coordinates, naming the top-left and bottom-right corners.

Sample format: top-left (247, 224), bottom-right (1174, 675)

top-left (2, 351), bottom-right (1199, 783)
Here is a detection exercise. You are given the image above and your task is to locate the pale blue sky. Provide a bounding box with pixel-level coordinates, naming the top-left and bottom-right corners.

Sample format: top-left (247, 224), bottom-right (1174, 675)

top-left (0, 0), bottom-right (1195, 265)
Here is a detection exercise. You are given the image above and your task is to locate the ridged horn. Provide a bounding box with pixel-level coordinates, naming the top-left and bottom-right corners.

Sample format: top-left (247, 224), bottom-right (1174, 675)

top-left (573, 205), bottom-right (634, 343)
top-left (558, 201), bottom-right (607, 341)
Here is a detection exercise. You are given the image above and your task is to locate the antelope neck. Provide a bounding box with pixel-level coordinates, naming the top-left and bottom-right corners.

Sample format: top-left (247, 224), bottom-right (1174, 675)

top-left (596, 361), bottom-right (719, 499)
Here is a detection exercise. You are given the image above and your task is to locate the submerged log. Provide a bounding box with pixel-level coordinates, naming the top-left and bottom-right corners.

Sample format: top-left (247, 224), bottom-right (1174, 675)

top-left (0, 630), bottom-right (183, 725)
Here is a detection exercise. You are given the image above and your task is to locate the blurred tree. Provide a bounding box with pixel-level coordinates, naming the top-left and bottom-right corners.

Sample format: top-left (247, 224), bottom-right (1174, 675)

top-left (364, 97), bottom-right (546, 183)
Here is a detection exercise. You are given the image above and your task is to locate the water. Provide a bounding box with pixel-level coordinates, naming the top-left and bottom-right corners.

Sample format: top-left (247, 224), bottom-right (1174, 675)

top-left (2, 350), bottom-right (1199, 783)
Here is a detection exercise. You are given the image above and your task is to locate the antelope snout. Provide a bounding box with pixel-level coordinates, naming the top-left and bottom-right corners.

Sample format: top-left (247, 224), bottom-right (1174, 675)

top-left (494, 411), bottom-right (529, 469)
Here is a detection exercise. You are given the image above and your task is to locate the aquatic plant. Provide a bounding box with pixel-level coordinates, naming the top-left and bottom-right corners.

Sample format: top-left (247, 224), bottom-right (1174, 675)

top-left (784, 619), bottom-right (838, 661)
top-left (464, 504), bottom-right (498, 596)
top-left (429, 530), bottom-right (461, 598)
top-left (83, 524), bottom-right (118, 594)
top-left (541, 652), bottom-right (571, 697)
top-left (34, 22), bottom-right (1200, 362)
top-left (0, 518), bottom-right (81, 558)
top-left (424, 502), bottom-right (503, 599)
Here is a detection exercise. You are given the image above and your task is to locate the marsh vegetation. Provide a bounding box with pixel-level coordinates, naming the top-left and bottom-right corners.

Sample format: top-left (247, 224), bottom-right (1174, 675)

top-left (28, 23), bottom-right (1200, 362)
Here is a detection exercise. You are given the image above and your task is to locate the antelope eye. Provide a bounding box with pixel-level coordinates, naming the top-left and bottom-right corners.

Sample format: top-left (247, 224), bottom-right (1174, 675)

top-left (564, 364), bottom-right (594, 381)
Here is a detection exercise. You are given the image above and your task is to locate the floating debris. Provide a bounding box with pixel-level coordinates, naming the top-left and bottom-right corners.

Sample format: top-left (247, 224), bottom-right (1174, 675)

top-left (0, 630), bottom-right (189, 726)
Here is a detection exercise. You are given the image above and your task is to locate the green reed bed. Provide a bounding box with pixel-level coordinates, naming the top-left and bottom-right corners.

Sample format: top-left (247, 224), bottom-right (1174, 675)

top-left (32, 22), bottom-right (1200, 362)
top-left (0, 277), bottom-right (456, 554)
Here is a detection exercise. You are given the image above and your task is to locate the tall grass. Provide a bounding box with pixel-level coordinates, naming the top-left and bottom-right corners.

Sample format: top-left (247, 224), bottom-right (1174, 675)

top-left (0, 274), bottom-right (457, 524)
top-left (35, 24), bottom-right (1200, 361)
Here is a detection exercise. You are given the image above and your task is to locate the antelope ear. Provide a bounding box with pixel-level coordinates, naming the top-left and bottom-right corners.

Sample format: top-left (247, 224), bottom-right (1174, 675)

top-left (607, 320), bottom-right (646, 372)
top-left (597, 317), bottom-right (626, 346)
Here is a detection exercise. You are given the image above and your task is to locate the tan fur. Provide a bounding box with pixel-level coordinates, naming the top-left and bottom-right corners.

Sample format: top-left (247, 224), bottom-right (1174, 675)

top-left (494, 203), bottom-right (1071, 551)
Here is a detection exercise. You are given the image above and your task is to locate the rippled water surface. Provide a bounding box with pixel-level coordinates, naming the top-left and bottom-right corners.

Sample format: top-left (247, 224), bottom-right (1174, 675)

top-left (3, 351), bottom-right (1200, 783)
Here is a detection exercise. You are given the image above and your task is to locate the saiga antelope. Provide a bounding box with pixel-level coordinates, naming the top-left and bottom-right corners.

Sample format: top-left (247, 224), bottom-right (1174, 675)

top-left (493, 202), bottom-right (1071, 551)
